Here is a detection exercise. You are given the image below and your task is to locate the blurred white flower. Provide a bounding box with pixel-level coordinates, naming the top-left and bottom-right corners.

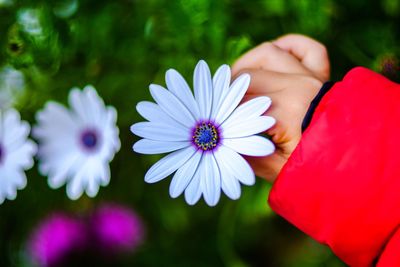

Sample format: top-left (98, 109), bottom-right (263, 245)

top-left (131, 60), bottom-right (275, 206)
top-left (18, 8), bottom-right (43, 36)
top-left (0, 0), bottom-right (13, 7)
top-left (0, 109), bottom-right (37, 204)
top-left (33, 85), bottom-right (120, 200)
top-left (53, 0), bottom-right (79, 19)
top-left (0, 66), bottom-right (25, 109)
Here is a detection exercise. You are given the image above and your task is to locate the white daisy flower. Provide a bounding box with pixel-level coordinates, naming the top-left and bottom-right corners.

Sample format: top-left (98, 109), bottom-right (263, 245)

top-left (0, 109), bottom-right (37, 204)
top-left (33, 85), bottom-right (120, 200)
top-left (131, 60), bottom-right (275, 206)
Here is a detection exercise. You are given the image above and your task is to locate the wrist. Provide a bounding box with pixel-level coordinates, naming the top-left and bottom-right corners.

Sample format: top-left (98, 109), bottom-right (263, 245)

top-left (302, 81), bottom-right (335, 131)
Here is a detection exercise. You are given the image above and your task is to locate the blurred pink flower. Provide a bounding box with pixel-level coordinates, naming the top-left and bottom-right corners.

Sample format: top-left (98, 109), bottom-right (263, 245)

top-left (27, 213), bottom-right (87, 267)
top-left (90, 203), bottom-right (145, 253)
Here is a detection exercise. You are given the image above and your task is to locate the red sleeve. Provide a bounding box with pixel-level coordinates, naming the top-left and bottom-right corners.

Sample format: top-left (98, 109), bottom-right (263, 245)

top-left (268, 67), bottom-right (400, 267)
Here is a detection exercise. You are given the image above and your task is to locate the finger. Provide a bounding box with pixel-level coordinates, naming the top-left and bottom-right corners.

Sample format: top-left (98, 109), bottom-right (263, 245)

top-left (232, 42), bottom-right (313, 77)
top-left (235, 68), bottom-right (296, 94)
top-left (272, 34), bottom-right (330, 81)
top-left (235, 69), bottom-right (295, 129)
top-left (238, 68), bottom-right (315, 147)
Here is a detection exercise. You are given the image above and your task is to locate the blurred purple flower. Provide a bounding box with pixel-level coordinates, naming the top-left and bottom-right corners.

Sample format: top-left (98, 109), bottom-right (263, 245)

top-left (379, 55), bottom-right (399, 79)
top-left (90, 203), bottom-right (145, 253)
top-left (27, 213), bottom-right (87, 267)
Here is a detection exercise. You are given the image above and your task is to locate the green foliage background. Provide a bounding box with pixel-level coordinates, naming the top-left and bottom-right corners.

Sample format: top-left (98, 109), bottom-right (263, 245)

top-left (0, 0), bottom-right (399, 266)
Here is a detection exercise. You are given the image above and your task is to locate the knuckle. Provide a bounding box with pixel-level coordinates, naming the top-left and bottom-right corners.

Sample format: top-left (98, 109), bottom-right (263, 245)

top-left (259, 41), bottom-right (277, 52)
top-left (299, 74), bottom-right (323, 88)
top-left (316, 43), bottom-right (328, 57)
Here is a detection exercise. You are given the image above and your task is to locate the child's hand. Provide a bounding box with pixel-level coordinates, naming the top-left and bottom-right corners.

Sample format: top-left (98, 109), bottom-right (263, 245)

top-left (232, 34), bottom-right (330, 183)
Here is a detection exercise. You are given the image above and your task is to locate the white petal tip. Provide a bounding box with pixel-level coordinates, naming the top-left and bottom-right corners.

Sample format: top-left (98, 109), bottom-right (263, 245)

top-left (83, 84), bottom-right (96, 92)
top-left (165, 68), bottom-right (177, 76)
top-left (144, 175), bottom-right (158, 184)
top-left (205, 200), bottom-right (218, 207)
top-left (244, 179), bottom-right (256, 186)
top-left (186, 200), bottom-right (198, 206)
top-left (86, 189), bottom-right (99, 198)
top-left (130, 124), bottom-right (137, 134)
top-left (132, 143), bottom-right (138, 153)
top-left (184, 194), bottom-right (200, 206)
top-left (239, 73), bottom-right (251, 81)
top-left (268, 116), bottom-right (277, 128)
top-left (135, 102), bottom-right (144, 112)
top-left (149, 83), bottom-right (163, 90)
top-left (258, 96), bottom-right (272, 105)
top-left (229, 195), bottom-right (240, 201)
top-left (66, 192), bottom-right (81, 201)
top-left (169, 191), bottom-right (180, 199)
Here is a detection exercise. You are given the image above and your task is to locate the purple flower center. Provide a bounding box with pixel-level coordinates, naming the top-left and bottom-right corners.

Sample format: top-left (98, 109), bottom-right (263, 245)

top-left (80, 130), bottom-right (98, 150)
top-left (192, 121), bottom-right (220, 151)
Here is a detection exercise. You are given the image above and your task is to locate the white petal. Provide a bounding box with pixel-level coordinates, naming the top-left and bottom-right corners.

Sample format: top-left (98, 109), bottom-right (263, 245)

top-left (38, 138), bottom-right (81, 176)
top-left (210, 65), bottom-right (231, 119)
top-left (66, 175), bottom-right (84, 200)
top-left (133, 139), bottom-right (190, 154)
top-left (2, 109), bottom-right (24, 144)
top-left (184, 165), bottom-right (202, 205)
top-left (193, 60), bottom-right (213, 119)
top-left (144, 146), bottom-right (197, 183)
top-left (223, 136), bottom-right (275, 156)
top-left (99, 164), bottom-right (111, 186)
top-left (6, 188), bottom-right (17, 200)
top-left (215, 73), bottom-right (250, 124)
top-left (2, 108), bottom-right (19, 127)
top-left (1, 167), bottom-right (27, 194)
top-left (86, 180), bottom-right (100, 197)
top-left (84, 85), bottom-right (105, 124)
top-left (33, 102), bottom-right (78, 141)
top-left (200, 153), bottom-right (221, 206)
top-left (136, 101), bottom-right (185, 128)
top-left (6, 140), bottom-right (37, 169)
top-left (214, 145), bottom-right (255, 185)
top-left (217, 159), bottom-right (241, 200)
top-left (66, 161), bottom-right (90, 200)
top-left (13, 169), bottom-right (28, 189)
top-left (131, 122), bottom-right (189, 141)
top-left (4, 120), bottom-right (30, 150)
top-left (85, 160), bottom-right (102, 197)
top-left (166, 69), bottom-right (200, 119)
top-left (150, 84), bottom-right (195, 128)
top-left (222, 175), bottom-right (241, 200)
top-left (222, 96), bottom-right (271, 129)
top-left (69, 88), bottom-right (91, 123)
top-left (222, 116), bottom-right (275, 138)
top-left (169, 151), bottom-right (202, 198)
top-left (98, 106), bottom-right (120, 159)
top-left (108, 105), bottom-right (119, 124)
top-left (47, 153), bottom-right (81, 189)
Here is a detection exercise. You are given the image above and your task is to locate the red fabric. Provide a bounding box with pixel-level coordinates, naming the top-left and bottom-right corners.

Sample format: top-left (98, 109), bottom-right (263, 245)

top-left (377, 226), bottom-right (400, 266)
top-left (268, 67), bottom-right (400, 267)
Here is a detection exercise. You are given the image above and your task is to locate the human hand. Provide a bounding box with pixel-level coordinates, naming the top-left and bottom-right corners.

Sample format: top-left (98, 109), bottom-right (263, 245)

top-left (232, 34), bottom-right (330, 183)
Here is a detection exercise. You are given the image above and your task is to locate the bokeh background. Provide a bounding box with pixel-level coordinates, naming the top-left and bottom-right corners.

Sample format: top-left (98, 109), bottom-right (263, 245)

top-left (0, 0), bottom-right (399, 266)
